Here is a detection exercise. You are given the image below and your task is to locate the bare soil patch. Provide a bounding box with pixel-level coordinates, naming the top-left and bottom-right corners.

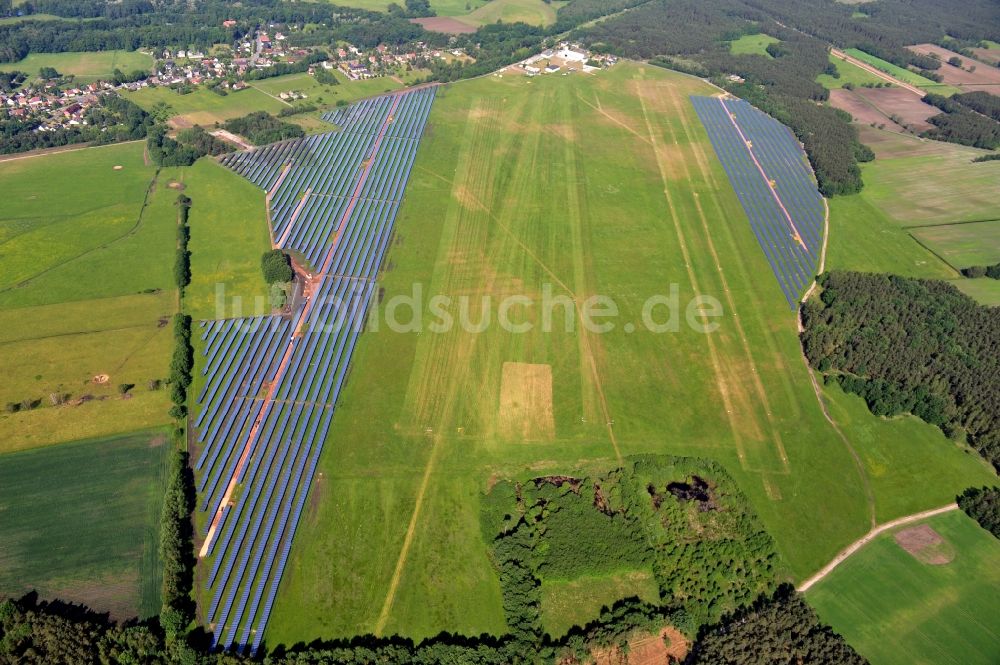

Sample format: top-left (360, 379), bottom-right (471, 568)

top-left (92, 373), bottom-right (109, 384)
top-left (829, 89), bottom-right (905, 131)
top-left (971, 48), bottom-right (1000, 67)
top-left (591, 627), bottom-right (689, 665)
top-left (852, 87), bottom-right (937, 132)
top-left (894, 523), bottom-right (955, 565)
top-left (112, 165), bottom-right (123, 171)
top-left (409, 16), bottom-right (477, 34)
top-left (907, 44), bottom-right (1000, 91)
top-left (499, 361), bottom-right (555, 441)
top-left (167, 180), bottom-right (185, 190)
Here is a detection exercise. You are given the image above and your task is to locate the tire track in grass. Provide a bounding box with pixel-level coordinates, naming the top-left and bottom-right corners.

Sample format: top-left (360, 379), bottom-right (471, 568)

top-left (633, 76), bottom-right (749, 466)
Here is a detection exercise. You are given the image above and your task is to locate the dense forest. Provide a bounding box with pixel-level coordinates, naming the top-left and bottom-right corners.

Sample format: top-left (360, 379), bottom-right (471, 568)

top-left (223, 112), bottom-right (304, 146)
top-left (687, 586), bottom-right (868, 664)
top-left (922, 93), bottom-right (1000, 150)
top-left (958, 486), bottom-right (1000, 540)
top-left (800, 272), bottom-right (1000, 470)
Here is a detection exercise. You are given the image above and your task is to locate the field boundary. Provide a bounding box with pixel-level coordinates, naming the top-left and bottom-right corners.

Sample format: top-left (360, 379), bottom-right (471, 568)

top-left (798, 503), bottom-right (959, 592)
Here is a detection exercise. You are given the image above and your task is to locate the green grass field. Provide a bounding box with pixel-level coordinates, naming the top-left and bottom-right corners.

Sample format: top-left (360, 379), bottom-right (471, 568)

top-left (0, 142), bottom-right (182, 450)
top-left (541, 571), bottom-right (660, 638)
top-left (456, 0), bottom-right (567, 27)
top-left (263, 62), bottom-right (925, 645)
top-left (0, 430), bottom-right (171, 619)
top-left (0, 50), bottom-right (153, 83)
top-left (729, 33), bottom-right (780, 57)
top-left (817, 53), bottom-right (888, 89)
top-left (125, 71), bottom-right (406, 127)
top-left (909, 220), bottom-right (1000, 270)
top-left (807, 511), bottom-right (1000, 665)
top-left (844, 48), bottom-right (961, 94)
top-left (952, 277), bottom-right (1000, 306)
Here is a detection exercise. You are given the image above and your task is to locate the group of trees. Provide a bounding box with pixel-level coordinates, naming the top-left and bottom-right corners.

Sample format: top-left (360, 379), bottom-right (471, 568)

top-left (245, 51), bottom-right (328, 82)
top-left (957, 486), bottom-right (1000, 539)
top-left (922, 92), bottom-right (1000, 150)
top-left (173, 194), bottom-right (192, 293)
top-left (960, 262), bottom-right (1000, 279)
top-left (168, 313), bottom-right (193, 420)
top-left (223, 112), bottom-right (304, 146)
top-left (158, 451), bottom-right (195, 645)
top-left (147, 124), bottom-right (230, 167)
top-left (800, 271), bottom-right (1000, 470)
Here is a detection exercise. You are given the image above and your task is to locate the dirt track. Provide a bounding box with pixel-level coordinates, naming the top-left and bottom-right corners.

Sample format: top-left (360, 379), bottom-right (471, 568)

top-left (830, 48), bottom-right (926, 96)
top-left (797, 503), bottom-right (959, 592)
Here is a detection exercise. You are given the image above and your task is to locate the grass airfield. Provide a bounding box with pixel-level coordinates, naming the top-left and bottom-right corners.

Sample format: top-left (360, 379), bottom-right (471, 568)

top-left (265, 63), bottom-right (994, 646)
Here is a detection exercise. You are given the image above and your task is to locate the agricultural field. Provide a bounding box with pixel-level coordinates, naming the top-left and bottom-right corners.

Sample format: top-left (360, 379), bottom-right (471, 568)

top-left (807, 510), bottom-right (1000, 665)
top-left (266, 62), bottom-right (896, 646)
top-left (817, 53), bottom-right (889, 89)
top-left (0, 430), bottom-right (171, 619)
top-left (729, 33), bottom-right (780, 57)
top-left (315, 0), bottom-right (486, 15)
top-left (0, 50), bottom-right (153, 83)
top-left (907, 44), bottom-right (1000, 92)
top-left (320, 0), bottom-right (563, 24)
top-left (844, 48), bottom-right (961, 95)
top-left (0, 142), bottom-right (180, 450)
top-left (909, 220), bottom-right (1000, 270)
top-left (952, 277), bottom-right (1000, 306)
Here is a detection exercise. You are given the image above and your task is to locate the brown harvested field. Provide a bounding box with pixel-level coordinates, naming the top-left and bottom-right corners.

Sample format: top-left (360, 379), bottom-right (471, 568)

top-left (592, 627), bottom-right (689, 665)
top-left (971, 48), bottom-right (1000, 67)
top-left (852, 87), bottom-right (937, 132)
top-left (499, 361), bottom-right (555, 441)
top-left (893, 524), bottom-right (955, 565)
top-left (828, 89), bottom-right (905, 131)
top-left (409, 16), bottom-right (478, 34)
top-left (907, 44), bottom-right (1000, 92)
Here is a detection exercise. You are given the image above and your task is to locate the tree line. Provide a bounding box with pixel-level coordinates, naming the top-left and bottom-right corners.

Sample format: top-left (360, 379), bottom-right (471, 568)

top-left (922, 92), bottom-right (1000, 150)
top-left (800, 271), bottom-right (1000, 470)
top-left (957, 486), bottom-right (1000, 540)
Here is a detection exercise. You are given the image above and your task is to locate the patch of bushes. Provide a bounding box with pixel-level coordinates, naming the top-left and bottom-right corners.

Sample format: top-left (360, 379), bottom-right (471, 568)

top-left (262, 248), bottom-right (294, 285)
top-left (960, 262), bottom-right (1000, 279)
top-left (168, 313), bottom-right (193, 420)
top-left (223, 111), bottom-right (304, 146)
top-left (159, 451), bottom-right (195, 642)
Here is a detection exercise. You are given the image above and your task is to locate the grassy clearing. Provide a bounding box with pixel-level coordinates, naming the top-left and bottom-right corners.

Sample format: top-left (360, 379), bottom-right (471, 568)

top-left (182, 158), bottom-right (272, 321)
top-left (818, 53), bottom-right (887, 89)
top-left (807, 510), bottom-right (1000, 665)
top-left (0, 430), bottom-right (171, 619)
top-left (456, 0), bottom-right (567, 27)
top-left (909, 220), bottom-right (1000, 269)
top-left (267, 63), bottom-right (883, 645)
top-left (541, 571), bottom-right (660, 639)
top-left (729, 33), bottom-right (779, 57)
top-left (952, 277), bottom-right (1000, 306)
top-left (844, 48), bottom-right (961, 94)
top-left (821, 383), bottom-right (995, 523)
top-left (0, 50), bottom-right (153, 83)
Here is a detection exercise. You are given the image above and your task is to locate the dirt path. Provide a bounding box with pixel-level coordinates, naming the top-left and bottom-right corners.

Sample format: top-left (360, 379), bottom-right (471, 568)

top-left (830, 48), bottom-right (927, 97)
top-left (797, 503), bottom-right (959, 592)
top-left (210, 129), bottom-right (254, 151)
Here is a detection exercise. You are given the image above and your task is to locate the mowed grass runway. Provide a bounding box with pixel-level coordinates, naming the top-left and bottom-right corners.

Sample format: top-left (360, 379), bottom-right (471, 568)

top-left (0, 430), bottom-right (171, 619)
top-left (263, 64), bottom-right (995, 645)
top-left (807, 511), bottom-right (1000, 665)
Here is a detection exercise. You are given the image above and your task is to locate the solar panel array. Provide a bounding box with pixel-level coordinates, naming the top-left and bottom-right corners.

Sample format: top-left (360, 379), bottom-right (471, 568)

top-left (690, 96), bottom-right (825, 307)
top-left (195, 87), bottom-right (436, 653)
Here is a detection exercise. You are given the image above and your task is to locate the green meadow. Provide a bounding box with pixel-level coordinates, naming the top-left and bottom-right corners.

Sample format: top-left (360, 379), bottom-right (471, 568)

top-left (844, 48), bottom-right (961, 95)
top-left (817, 53), bottom-right (887, 89)
top-left (729, 33), bottom-right (780, 57)
top-left (807, 511), bottom-right (1000, 665)
top-left (0, 50), bottom-right (153, 83)
top-left (0, 430), bottom-right (171, 619)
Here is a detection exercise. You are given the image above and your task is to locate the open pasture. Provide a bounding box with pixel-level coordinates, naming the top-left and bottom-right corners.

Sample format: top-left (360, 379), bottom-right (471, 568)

top-left (315, 0), bottom-right (487, 15)
top-left (692, 96), bottom-right (825, 307)
top-left (807, 510), bottom-right (1000, 665)
top-left (266, 63), bottom-right (896, 645)
top-left (953, 277), bottom-right (1000, 306)
top-left (909, 220), bottom-right (1000, 269)
top-left (844, 48), bottom-right (960, 94)
top-left (193, 89), bottom-right (436, 653)
top-left (455, 0), bottom-right (567, 27)
top-left (0, 142), bottom-right (181, 450)
top-left (0, 50), bottom-right (153, 83)
top-left (907, 44), bottom-right (1000, 92)
top-left (853, 127), bottom-right (1000, 227)
top-left (0, 430), bottom-right (170, 619)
